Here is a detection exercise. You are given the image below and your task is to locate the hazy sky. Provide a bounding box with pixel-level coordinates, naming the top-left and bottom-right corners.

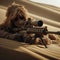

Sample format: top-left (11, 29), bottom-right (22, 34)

top-left (30, 0), bottom-right (60, 7)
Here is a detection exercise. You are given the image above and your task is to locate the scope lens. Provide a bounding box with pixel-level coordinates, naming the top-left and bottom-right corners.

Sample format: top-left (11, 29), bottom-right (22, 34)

top-left (38, 20), bottom-right (43, 26)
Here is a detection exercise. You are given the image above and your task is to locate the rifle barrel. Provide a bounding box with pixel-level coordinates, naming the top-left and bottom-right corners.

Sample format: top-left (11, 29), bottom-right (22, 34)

top-left (47, 31), bottom-right (60, 35)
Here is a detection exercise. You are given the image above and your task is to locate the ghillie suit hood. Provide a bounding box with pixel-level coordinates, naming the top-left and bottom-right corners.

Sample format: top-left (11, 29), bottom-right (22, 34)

top-left (1, 3), bottom-right (28, 27)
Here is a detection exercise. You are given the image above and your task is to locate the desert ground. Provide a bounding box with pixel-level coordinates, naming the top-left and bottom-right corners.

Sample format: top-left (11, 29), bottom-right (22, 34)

top-left (0, 0), bottom-right (60, 60)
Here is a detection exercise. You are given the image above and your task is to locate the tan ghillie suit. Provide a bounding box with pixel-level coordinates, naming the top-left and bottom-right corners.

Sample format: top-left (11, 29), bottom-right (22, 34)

top-left (0, 3), bottom-right (28, 42)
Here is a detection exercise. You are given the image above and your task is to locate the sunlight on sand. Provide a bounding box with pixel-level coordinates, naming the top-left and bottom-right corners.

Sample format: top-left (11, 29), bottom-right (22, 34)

top-left (30, 0), bottom-right (60, 7)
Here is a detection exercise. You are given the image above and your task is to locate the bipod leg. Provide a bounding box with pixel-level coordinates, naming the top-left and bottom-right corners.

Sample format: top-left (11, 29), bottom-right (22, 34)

top-left (40, 37), bottom-right (47, 48)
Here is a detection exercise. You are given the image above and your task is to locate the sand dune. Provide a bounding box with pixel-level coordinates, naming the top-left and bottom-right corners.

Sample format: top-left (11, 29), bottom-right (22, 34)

top-left (0, 0), bottom-right (60, 28)
top-left (0, 38), bottom-right (60, 60)
top-left (0, 0), bottom-right (60, 60)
